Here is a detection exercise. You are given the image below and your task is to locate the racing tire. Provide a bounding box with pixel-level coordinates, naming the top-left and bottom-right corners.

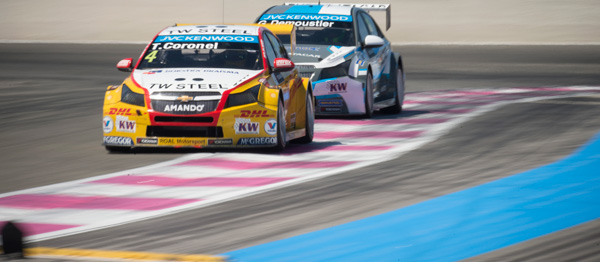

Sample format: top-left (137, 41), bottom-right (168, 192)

top-left (381, 67), bottom-right (405, 114)
top-left (105, 146), bottom-right (130, 153)
top-left (274, 98), bottom-right (287, 151)
top-left (296, 92), bottom-right (314, 144)
top-left (364, 71), bottom-right (375, 118)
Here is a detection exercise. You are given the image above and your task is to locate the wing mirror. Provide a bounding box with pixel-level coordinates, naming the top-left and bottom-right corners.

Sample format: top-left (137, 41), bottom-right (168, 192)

top-left (363, 35), bottom-right (385, 48)
top-left (116, 58), bottom-right (133, 72)
top-left (273, 58), bottom-right (295, 72)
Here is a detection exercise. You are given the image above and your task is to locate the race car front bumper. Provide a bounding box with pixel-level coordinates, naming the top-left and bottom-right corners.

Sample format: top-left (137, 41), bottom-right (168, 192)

top-left (312, 76), bottom-right (365, 115)
top-left (102, 102), bottom-right (280, 148)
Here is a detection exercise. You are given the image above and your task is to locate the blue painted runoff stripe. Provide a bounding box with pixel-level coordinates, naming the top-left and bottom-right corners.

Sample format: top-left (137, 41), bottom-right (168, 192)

top-left (223, 131), bottom-right (600, 262)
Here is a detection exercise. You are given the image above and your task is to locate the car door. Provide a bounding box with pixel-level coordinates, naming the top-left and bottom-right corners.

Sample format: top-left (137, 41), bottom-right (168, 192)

top-left (262, 31), bottom-right (296, 130)
top-left (357, 11), bottom-right (391, 102)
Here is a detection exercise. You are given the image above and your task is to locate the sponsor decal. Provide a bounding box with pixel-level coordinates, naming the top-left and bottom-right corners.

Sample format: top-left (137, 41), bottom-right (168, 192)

top-left (103, 116), bottom-right (113, 133)
top-left (264, 118), bottom-right (277, 136)
top-left (142, 69), bottom-right (240, 74)
top-left (290, 113), bottom-right (296, 129)
top-left (137, 138), bottom-right (158, 145)
top-left (143, 70), bottom-right (163, 75)
top-left (116, 59), bottom-right (131, 68)
top-left (149, 83), bottom-right (226, 90)
top-left (154, 35), bottom-right (258, 43)
top-left (323, 107), bottom-right (342, 112)
top-left (275, 59), bottom-right (293, 67)
top-left (296, 46), bottom-right (320, 51)
top-left (259, 20), bottom-right (336, 28)
top-left (296, 64), bottom-right (316, 70)
top-left (165, 28), bottom-right (256, 35)
top-left (355, 4), bottom-right (389, 9)
top-left (116, 116), bottom-right (136, 133)
top-left (163, 104), bottom-right (206, 113)
top-left (150, 42), bottom-right (219, 50)
top-left (237, 137), bottom-right (277, 146)
top-left (293, 53), bottom-right (321, 58)
top-left (103, 136), bottom-right (133, 146)
top-left (328, 82), bottom-right (348, 93)
top-left (159, 138), bottom-right (206, 146)
top-left (318, 100), bottom-right (343, 106)
top-left (234, 118), bottom-right (260, 134)
top-left (239, 110), bottom-right (271, 118)
top-left (208, 138), bottom-right (233, 145)
top-left (176, 95), bottom-right (194, 103)
top-left (259, 14), bottom-right (352, 22)
top-left (108, 108), bottom-right (133, 116)
top-left (203, 69), bottom-right (240, 74)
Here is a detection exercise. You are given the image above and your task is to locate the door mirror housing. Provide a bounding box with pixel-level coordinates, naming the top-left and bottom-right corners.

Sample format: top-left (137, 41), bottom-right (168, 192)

top-left (116, 58), bottom-right (133, 72)
top-left (363, 35), bottom-right (385, 48)
top-left (273, 58), bottom-right (295, 72)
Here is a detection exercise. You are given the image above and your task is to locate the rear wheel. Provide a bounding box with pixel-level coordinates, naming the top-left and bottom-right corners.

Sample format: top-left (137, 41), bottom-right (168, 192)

top-left (274, 99), bottom-right (287, 151)
top-left (382, 67), bottom-right (405, 114)
top-left (364, 72), bottom-right (374, 118)
top-left (296, 92), bottom-right (314, 144)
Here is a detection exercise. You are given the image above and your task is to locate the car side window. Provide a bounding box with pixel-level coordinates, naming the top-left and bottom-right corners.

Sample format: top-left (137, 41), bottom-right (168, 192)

top-left (356, 13), bottom-right (369, 45)
top-left (262, 32), bottom-right (278, 69)
top-left (266, 32), bottom-right (289, 59)
top-left (361, 12), bottom-right (383, 38)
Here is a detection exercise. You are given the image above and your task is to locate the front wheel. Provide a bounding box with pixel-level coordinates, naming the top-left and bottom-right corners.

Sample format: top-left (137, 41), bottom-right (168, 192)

top-left (296, 92), bottom-right (314, 144)
top-left (364, 72), bottom-right (374, 118)
top-left (273, 99), bottom-right (287, 151)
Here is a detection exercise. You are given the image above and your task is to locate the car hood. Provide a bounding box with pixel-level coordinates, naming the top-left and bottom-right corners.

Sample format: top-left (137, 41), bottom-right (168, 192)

top-left (288, 45), bottom-right (356, 68)
top-left (132, 68), bottom-right (262, 93)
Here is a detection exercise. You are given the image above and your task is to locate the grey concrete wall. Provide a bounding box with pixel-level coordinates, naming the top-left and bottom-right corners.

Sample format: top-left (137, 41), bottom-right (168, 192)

top-left (1, 0), bottom-right (599, 44)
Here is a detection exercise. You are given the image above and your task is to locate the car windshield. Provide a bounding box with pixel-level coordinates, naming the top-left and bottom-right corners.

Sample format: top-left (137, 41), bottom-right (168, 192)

top-left (137, 42), bottom-right (263, 70)
top-left (276, 27), bottom-right (355, 47)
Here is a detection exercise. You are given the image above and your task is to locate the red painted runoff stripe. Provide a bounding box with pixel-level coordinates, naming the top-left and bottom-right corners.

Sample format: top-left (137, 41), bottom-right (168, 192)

top-left (0, 194), bottom-right (200, 210)
top-left (444, 91), bottom-right (500, 95)
top-left (176, 159), bottom-right (356, 169)
top-left (315, 130), bottom-right (423, 140)
top-left (403, 100), bottom-right (491, 105)
top-left (90, 176), bottom-right (295, 187)
top-left (0, 221), bottom-right (80, 236)
top-left (315, 118), bottom-right (448, 125)
top-left (516, 87), bottom-right (598, 92)
top-left (283, 145), bottom-right (394, 155)
top-left (429, 108), bottom-right (475, 114)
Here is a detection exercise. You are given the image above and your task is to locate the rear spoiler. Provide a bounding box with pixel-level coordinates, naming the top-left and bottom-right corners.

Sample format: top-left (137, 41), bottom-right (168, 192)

top-left (283, 3), bottom-right (391, 30)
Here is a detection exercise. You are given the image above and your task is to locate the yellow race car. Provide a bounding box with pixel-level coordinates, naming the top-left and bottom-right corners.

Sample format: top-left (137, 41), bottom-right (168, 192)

top-left (103, 24), bottom-right (314, 152)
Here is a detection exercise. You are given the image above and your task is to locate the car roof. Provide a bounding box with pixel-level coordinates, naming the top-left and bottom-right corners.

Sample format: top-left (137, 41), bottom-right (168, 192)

top-left (263, 4), bottom-right (354, 16)
top-left (158, 25), bottom-right (261, 36)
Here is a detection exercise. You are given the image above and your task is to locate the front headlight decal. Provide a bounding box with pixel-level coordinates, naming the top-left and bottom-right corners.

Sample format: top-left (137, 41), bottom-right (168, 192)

top-left (224, 84), bottom-right (260, 109)
top-left (121, 84), bottom-right (145, 107)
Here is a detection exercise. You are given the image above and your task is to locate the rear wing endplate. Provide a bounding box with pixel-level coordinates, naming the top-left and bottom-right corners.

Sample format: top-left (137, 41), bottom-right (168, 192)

top-left (284, 3), bottom-right (391, 30)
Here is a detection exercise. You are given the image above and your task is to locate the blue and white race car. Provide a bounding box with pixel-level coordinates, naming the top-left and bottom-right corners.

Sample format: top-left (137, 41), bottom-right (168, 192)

top-left (256, 3), bottom-right (404, 117)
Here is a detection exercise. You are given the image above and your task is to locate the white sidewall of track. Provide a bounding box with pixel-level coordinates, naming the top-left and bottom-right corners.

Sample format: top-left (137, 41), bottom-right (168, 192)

top-left (1, 0), bottom-right (600, 44)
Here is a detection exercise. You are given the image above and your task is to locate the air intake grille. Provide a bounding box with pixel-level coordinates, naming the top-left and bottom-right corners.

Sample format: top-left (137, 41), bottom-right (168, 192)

top-left (151, 100), bottom-right (219, 115)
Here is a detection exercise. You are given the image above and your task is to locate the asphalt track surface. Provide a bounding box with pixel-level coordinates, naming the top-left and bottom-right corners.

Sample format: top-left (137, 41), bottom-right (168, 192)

top-left (1, 44), bottom-right (600, 261)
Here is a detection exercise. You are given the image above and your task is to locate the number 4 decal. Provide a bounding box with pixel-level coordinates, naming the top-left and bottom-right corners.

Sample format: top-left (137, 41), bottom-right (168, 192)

top-left (144, 50), bottom-right (158, 63)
